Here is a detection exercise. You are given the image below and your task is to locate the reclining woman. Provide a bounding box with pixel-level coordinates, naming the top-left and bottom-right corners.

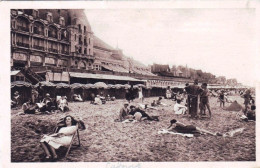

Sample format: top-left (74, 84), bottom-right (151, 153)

top-left (129, 105), bottom-right (159, 121)
top-left (167, 119), bottom-right (221, 136)
top-left (40, 115), bottom-right (78, 160)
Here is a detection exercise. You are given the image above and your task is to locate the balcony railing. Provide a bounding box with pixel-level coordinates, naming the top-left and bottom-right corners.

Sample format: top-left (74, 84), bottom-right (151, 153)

top-left (48, 48), bottom-right (58, 53)
top-left (48, 33), bottom-right (57, 39)
top-left (61, 50), bottom-right (69, 55)
top-left (33, 45), bottom-right (44, 51)
top-left (17, 26), bottom-right (29, 32)
top-left (17, 42), bottom-right (29, 48)
top-left (71, 52), bottom-right (94, 59)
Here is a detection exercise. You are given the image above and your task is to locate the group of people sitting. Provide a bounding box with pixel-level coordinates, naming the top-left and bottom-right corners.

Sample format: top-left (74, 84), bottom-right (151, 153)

top-left (118, 102), bottom-right (159, 122)
top-left (151, 97), bottom-right (167, 107)
top-left (90, 93), bottom-right (116, 105)
top-left (22, 93), bottom-right (70, 114)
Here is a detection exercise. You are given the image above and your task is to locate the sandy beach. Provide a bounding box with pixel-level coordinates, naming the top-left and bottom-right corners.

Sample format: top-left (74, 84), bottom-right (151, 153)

top-left (11, 95), bottom-right (255, 162)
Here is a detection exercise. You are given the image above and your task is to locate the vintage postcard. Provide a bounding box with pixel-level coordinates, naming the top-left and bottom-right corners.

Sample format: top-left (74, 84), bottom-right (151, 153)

top-left (0, 1), bottom-right (259, 168)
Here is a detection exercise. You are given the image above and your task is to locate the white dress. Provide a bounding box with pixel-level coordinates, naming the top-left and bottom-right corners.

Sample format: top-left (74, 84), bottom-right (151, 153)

top-left (138, 88), bottom-right (143, 99)
top-left (174, 103), bottom-right (187, 115)
top-left (40, 125), bottom-right (77, 149)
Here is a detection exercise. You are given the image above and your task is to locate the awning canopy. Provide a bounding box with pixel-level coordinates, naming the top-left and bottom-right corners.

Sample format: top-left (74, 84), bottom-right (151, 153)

top-left (69, 72), bottom-right (143, 82)
top-left (101, 64), bottom-right (129, 73)
top-left (56, 83), bottom-right (70, 89)
top-left (94, 82), bottom-right (108, 89)
top-left (70, 83), bottom-right (85, 89)
top-left (85, 84), bottom-right (95, 89)
top-left (11, 81), bottom-right (32, 88)
top-left (35, 81), bottom-right (56, 87)
top-left (11, 70), bottom-right (21, 76)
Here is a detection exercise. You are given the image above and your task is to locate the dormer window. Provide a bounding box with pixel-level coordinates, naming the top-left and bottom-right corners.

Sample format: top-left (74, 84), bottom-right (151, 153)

top-left (59, 16), bottom-right (65, 26)
top-left (46, 12), bottom-right (53, 22)
top-left (33, 9), bottom-right (39, 18)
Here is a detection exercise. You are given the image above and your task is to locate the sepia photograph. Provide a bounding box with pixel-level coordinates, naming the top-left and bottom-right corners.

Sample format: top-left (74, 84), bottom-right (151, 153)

top-left (2, 0), bottom-right (258, 166)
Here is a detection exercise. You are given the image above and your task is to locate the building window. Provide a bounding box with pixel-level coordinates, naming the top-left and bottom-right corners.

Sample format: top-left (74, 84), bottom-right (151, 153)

top-left (17, 17), bottom-right (30, 32)
top-left (78, 24), bottom-right (81, 33)
top-left (48, 25), bottom-right (57, 38)
top-left (89, 49), bottom-right (91, 55)
top-left (79, 36), bottom-right (82, 44)
top-left (84, 26), bottom-right (86, 33)
top-left (61, 30), bottom-right (68, 40)
top-left (84, 48), bottom-right (86, 54)
top-left (17, 34), bottom-right (29, 47)
top-left (33, 21), bottom-right (44, 35)
top-left (74, 34), bottom-right (77, 41)
top-left (79, 47), bottom-right (82, 54)
top-left (84, 38), bottom-right (87, 45)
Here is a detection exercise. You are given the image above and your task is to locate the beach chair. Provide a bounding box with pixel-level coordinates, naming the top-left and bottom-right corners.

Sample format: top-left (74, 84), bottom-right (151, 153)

top-left (54, 123), bottom-right (81, 158)
top-left (65, 124), bottom-right (81, 157)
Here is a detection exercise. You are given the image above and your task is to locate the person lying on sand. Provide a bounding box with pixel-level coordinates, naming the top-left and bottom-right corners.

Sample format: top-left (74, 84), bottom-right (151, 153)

top-left (167, 119), bottom-right (222, 136)
top-left (73, 94), bottom-right (83, 102)
top-left (129, 105), bottom-right (159, 121)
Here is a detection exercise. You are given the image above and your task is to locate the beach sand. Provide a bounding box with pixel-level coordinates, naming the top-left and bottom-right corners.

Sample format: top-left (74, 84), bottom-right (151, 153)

top-left (11, 96), bottom-right (255, 162)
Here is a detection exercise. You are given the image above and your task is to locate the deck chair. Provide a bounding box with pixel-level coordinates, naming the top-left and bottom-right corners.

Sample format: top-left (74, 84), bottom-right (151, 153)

top-left (54, 123), bottom-right (81, 158)
top-left (65, 124), bottom-right (81, 157)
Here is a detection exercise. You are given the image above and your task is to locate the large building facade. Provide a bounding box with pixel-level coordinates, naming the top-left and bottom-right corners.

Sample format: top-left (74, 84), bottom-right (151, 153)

top-left (11, 9), bottom-right (153, 77)
top-left (11, 9), bottom-right (94, 71)
top-left (11, 9), bottom-right (193, 86)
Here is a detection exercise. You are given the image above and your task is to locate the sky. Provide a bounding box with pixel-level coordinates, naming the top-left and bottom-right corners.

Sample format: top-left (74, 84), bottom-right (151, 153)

top-left (85, 8), bottom-right (256, 86)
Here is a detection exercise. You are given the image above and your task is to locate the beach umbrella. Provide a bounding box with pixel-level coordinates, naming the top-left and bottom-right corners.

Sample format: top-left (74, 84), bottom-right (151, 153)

top-left (134, 84), bottom-right (146, 88)
top-left (85, 83), bottom-right (95, 89)
top-left (123, 84), bottom-right (131, 89)
top-left (114, 84), bottom-right (124, 89)
top-left (70, 83), bottom-right (85, 89)
top-left (107, 84), bottom-right (116, 89)
top-left (94, 82), bottom-right (108, 89)
top-left (146, 86), bottom-right (152, 90)
top-left (56, 83), bottom-right (70, 89)
top-left (11, 81), bottom-right (32, 88)
top-left (35, 81), bottom-right (56, 87)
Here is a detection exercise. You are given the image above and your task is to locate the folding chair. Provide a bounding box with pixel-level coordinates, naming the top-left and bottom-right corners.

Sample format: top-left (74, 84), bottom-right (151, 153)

top-left (53, 123), bottom-right (81, 158)
top-left (65, 124), bottom-right (81, 158)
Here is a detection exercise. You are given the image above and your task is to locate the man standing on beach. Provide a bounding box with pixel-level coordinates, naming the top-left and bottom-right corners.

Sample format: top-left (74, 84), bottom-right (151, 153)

top-left (200, 83), bottom-right (212, 118)
top-left (185, 79), bottom-right (203, 118)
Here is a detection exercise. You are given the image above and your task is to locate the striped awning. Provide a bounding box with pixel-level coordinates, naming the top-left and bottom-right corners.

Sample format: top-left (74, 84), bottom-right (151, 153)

top-left (69, 72), bottom-right (142, 82)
